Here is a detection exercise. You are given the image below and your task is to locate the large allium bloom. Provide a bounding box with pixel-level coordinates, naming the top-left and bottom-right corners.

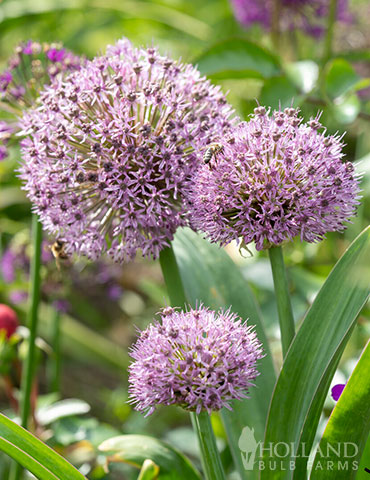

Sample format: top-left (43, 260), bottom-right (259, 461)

top-left (128, 305), bottom-right (263, 416)
top-left (190, 107), bottom-right (360, 251)
top-left (230, 0), bottom-right (351, 36)
top-left (19, 38), bottom-right (235, 261)
top-left (0, 40), bottom-right (81, 160)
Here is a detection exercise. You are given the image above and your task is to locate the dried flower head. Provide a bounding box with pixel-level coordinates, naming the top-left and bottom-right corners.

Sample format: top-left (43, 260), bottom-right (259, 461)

top-left (190, 106), bottom-right (360, 251)
top-left (0, 304), bottom-right (19, 339)
top-left (230, 0), bottom-right (351, 36)
top-left (0, 40), bottom-right (82, 160)
top-left (128, 305), bottom-right (263, 416)
top-left (19, 38), bottom-right (234, 261)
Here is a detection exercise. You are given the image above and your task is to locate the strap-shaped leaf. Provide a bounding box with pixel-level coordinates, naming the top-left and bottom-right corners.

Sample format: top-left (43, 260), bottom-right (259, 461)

top-left (173, 228), bottom-right (276, 479)
top-left (99, 434), bottom-right (201, 480)
top-left (0, 413), bottom-right (86, 480)
top-left (310, 341), bottom-right (370, 479)
top-left (261, 227), bottom-right (370, 479)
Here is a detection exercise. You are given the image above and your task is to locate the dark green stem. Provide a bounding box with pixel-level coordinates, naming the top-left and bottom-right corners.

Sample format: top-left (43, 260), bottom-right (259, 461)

top-left (11, 215), bottom-right (42, 480)
top-left (49, 309), bottom-right (61, 393)
top-left (268, 246), bottom-right (295, 358)
top-left (323, 0), bottom-right (338, 64)
top-left (159, 243), bottom-right (225, 480)
top-left (192, 411), bottom-right (226, 480)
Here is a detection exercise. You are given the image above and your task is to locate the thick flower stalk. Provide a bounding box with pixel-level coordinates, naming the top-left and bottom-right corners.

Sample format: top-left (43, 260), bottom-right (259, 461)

top-left (19, 38), bottom-right (235, 262)
top-left (190, 106), bottom-right (361, 251)
top-left (128, 305), bottom-right (263, 416)
top-left (0, 40), bottom-right (81, 160)
top-left (230, 0), bottom-right (351, 36)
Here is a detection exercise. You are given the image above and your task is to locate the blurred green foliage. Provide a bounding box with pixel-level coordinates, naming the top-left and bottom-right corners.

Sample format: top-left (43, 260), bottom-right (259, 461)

top-left (0, 0), bottom-right (370, 478)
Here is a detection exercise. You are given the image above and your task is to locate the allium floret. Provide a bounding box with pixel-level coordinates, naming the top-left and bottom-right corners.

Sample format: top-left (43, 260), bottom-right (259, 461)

top-left (190, 106), bottom-right (361, 251)
top-left (19, 38), bottom-right (235, 261)
top-left (128, 305), bottom-right (263, 416)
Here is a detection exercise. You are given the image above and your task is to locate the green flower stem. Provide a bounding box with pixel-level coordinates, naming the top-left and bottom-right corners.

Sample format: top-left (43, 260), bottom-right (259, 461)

top-left (48, 309), bottom-right (61, 393)
top-left (268, 246), bottom-right (295, 358)
top-left (159, 245), bottom-right (187, 308)
top-left (192, 411), bottom-right (226, 480)
top-left (11, 215), bottom-right (42, 480)
top-left (323, 0), bottom-right (338, 64)
top-left (159, 244), bottom-right (226, 480)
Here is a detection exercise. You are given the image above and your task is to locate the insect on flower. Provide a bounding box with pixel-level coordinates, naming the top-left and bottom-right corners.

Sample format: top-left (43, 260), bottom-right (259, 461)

top-left (49, 240), bottom-right (69, 270)
top-left (203, 143), bottom-right (224, 165)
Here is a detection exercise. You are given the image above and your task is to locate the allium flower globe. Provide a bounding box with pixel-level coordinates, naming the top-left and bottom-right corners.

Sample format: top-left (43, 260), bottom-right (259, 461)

top-left (20, 38), bottom-right (235, 262)
top-left (190, 107), bottom-right (360, 251)
top-left (0, 40), bottom-right (81, 161)
top-left (128, 306), bottom-right (263, 416)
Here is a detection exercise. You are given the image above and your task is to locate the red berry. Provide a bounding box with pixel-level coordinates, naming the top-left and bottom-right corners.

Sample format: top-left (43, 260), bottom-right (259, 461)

top-left (0, 304), bottom-right (19, 339)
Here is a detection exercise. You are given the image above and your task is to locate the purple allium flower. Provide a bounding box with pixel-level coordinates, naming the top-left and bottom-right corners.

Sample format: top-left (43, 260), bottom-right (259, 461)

top-left (0, 121), bottom-right (14, 161)
top-left (0, 41), bottom-right (81, 110)
top-left (230, 0), bottom-right (351, 36)
top-left (331, 383), bottom-right (345, 401)
top-left (9, 290), bottom-right (28, 305)
top-left (190, 106), bottom-right (360, 251)
top-left (0, 145), bottom-right (8, 161)
top-left (1, 249), bottom-right (17, 283)
top-left (19, 38), bottom-right (235, 262)
top-left (0, 41), bottom-right (82, 160)
top-left (128, 305), bottom-right (263, 416)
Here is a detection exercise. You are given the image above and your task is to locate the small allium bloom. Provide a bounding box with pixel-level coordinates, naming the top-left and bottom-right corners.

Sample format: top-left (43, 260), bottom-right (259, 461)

top-left (19, 38), bottom-right (234, 261)
top-left (0, 304), bottom-right (19, 339)
top-left (230, 0), bottom-right (351, 36)
top-left (331, 383), bottom-right (346, 401)
top-left (0, 40), bottom-right (81, 160)
top-left (128, 306), bottom-right (263, 416)
top-left (190, 107), bottom-right (360, 251)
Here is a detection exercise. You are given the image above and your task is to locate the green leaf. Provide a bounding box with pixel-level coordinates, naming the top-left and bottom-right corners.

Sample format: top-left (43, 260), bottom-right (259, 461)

top-left (0, 0), bottom-right (212, 41)
top-left (330, 93), bottom-right (361, 125)
top-left (173, 228), bottom-right (276, 480)
top-left (261, 227), bottom-right (370, 479)
top-left (311, 341), bottom-right (370, 479)
top-left (0, 413), bottom-right (87, 480)
top-left (98, 434), bottom-right (201, 480)
top-left (259, 76), bottom-right (299, 110)
top-left (36, 399), bottom-right (90, 426)
top-left (358, 433), bottom-right (370, 480)
top-left (137, 459), bottom-right (160, 480)
top-left (194, 39), bottom-right (280, 79)
top-left (285, 61), bottom-right (319, 94)
top-left (325, 59), bottom-right (369, 99)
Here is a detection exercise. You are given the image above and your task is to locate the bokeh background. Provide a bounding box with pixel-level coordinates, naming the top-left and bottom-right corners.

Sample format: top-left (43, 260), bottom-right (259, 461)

top-left (0, 0), bottom-right (370, 478)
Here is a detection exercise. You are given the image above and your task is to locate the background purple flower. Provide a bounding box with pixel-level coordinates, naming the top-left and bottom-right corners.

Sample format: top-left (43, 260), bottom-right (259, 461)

top-left (331, 383), bottom-right (346, 401)
top-left (1, 231), bottom-right (124, 314)
top-left (128, 305), bottom-right (263, 416)
top-left (190, 106), bottom-right (360, 251)
top-left (230, 0), bottom-right (352, 36)
top-left (0, 41), bottom-right (82, 161)
top-left (19, 37), bottom-right (235, 262)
